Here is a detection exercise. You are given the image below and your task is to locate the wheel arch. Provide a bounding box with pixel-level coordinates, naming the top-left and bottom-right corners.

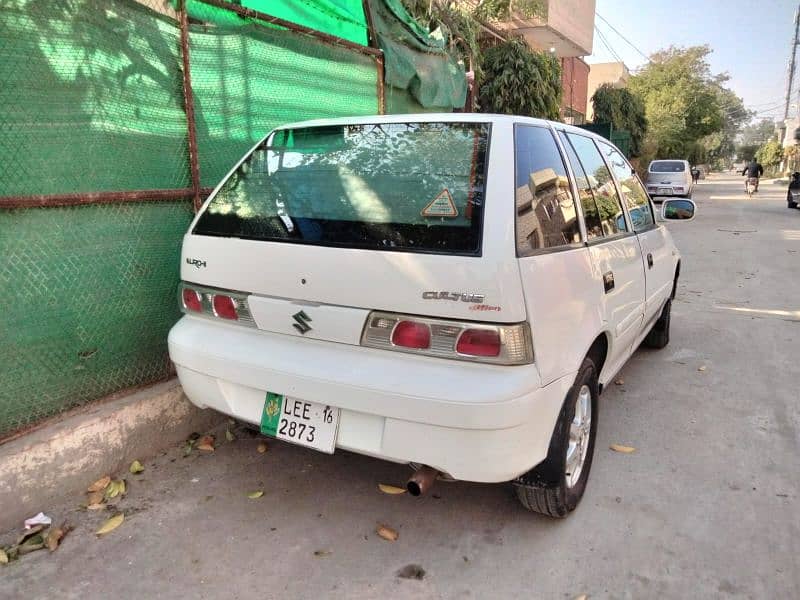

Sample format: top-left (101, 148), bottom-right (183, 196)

top-left (583, 332), bottom-right (610, 393)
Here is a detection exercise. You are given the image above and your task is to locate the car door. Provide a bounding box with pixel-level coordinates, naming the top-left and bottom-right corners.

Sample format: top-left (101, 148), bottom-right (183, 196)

top-left (597, 142), bottom-right (674, 327)
top-left (561, 132), bottom-right (646, 376)
top-left (513, 124), bottom-right (599, 385)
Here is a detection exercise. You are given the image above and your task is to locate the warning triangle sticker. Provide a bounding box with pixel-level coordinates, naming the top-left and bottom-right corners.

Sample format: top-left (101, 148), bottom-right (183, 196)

top-left (421, 189), bottom-right (458, 218)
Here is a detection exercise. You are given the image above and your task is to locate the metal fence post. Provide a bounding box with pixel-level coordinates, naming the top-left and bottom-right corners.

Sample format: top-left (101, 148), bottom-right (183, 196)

top-left (179, 0), bottom-right (203, 212)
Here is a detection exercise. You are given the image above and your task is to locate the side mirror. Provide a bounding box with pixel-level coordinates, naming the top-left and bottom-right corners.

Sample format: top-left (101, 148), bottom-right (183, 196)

top-left (661, 198), bottom-right (696, 221)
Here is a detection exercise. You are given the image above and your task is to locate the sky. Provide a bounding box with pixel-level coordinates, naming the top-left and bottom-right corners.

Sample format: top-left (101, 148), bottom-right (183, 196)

top-left (587, 0), bottom-right (799, 124)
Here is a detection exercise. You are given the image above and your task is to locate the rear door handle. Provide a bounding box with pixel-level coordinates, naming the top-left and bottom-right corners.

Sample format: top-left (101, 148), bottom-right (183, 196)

top-left (603, 271), bottom-right (615, 293)
top-left (647, 253), bottom-right (654, 269)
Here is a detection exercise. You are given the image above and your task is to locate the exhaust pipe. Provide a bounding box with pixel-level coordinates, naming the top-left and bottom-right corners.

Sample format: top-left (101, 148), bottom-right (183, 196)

top-left (406, 465), bottom-right (438, 496)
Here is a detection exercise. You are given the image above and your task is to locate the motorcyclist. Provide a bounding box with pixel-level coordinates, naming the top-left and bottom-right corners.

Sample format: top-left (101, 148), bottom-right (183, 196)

top-left (741, 159), bottom-right (764, 192)
top-left (787, 171), bottom-right (800, 208)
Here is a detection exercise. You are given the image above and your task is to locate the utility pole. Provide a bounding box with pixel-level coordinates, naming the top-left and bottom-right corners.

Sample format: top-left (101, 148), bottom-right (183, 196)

top-left (783, 6), bottom-right (800, 123)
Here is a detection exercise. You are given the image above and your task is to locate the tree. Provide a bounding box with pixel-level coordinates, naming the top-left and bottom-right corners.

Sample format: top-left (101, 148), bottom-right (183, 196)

top-left (629, 45), bottom-right (728, 159)
top-left (740, 119), bottom-right (777, 146)
top-left (755, 139), bottom-right (783, 168)
top-left (591, 84), bottom-right (647, 157)
top-left (736, 144), bottom-right (759, 162)
top-left (478, 39), bottom-right (562, 119)
top-left (701, 87), bottom-right (751, 167)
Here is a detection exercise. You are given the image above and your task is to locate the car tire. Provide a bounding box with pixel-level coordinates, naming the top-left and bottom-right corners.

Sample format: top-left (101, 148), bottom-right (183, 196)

top-left (513, 357), bottom-right (598, 517)
top-left (644, 299), bottom-right (671, 349)
top-left (789, 200), bottom-right (798, 209)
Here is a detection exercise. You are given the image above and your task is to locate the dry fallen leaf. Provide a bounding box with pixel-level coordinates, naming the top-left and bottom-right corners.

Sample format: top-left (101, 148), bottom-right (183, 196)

top-left (105, 480), bottom-right (125, 500)
top-left (225, 429), bottom-right (235, 442)
top-left (313, 550), bottom-right (332, 557)
top-left (96, 513), bottom-right (124, 536)
top-left (87, 490), bottom-right (104, 505)
top-left (376, 524), bottom-right (399, 542)
top-left (87, 503), bottom-right (106, 511)
top-left (247, 490), bottom-right (264, 499)
top-left (614, 378), bottom-right (624, 385)
top-left (610, 444), bottom-right (636, 454)
top-left (378, 484), bottom-right (407, 495)
top-left (129, 460), bottom-right (145, 474)
top-left (45, 525), bottom-right (68, 552)
top-left (88, 475), bottom-right (111, 493)
top-left (196, 435), bottom-right (215, 452)
top-left (18, 534), bottom-right (45, 555)
top-left (16, 525), bottom-right (44, 545)
top-left (698, 365), bottom-right (707, 372)
top-left (257, 442), bottom-right (268, 454)
top-left (0, 548), bottom-right (8, 564)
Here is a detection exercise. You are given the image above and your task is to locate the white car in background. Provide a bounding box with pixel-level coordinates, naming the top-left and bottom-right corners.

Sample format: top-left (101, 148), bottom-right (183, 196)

top-left (168, 114), bottom-right (695, 517)
top-left (646, 159), bottom-right (694, 201)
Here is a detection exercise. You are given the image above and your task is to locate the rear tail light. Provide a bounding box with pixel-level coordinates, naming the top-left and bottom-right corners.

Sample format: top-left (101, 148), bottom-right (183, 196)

top-left (179, 282), bottom-right (254, 327)
top-left (391, 321), bottom-right (431, 349)
top-left (456, 329), bottom-right (501, 357)
top-left (182, 288), bottom-right (202, 312)
top-left (212, 294), bottom-right (238, 320)
top-left (361, 311), bottom-right (533, 365)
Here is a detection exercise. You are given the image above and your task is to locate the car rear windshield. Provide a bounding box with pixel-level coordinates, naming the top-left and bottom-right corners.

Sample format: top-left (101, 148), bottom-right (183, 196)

top-left (192, 122), bottom-right (490, 255)
top-left (650, 161), bottom-right (686, 172)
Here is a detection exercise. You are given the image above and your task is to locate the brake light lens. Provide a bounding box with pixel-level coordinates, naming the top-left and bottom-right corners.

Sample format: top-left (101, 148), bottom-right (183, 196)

top-left (361, 312), bottom-right (533, 365)
top-left (182, 288), bottom-right (202, 312)
top-left (212, 294), bottom-right (238, 320)
top-left (392, 321), bottom-right (431, 349)
top-left (178, 283), bottom-right (254, 327)
top-left (457, 329), bottom-right (501, 357)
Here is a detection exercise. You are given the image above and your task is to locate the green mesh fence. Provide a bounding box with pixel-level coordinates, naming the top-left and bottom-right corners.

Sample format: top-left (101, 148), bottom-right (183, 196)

top-left (0, 0), bottom-right (190, 196)
top-left (0, 201), bottom-right (193, 434)
top-left (188, 23), bottom-right (380, 186)
top-left (0, 0), bottom-right (455, 437)
top-left (183, 0), bottom-right (369, 46)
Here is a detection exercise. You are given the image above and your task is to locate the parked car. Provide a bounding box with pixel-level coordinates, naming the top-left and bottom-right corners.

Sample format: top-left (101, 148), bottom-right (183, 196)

top-left (646, 159), bottom-right (694, 201)
top-left (168, 114), bottom-right (695, 517)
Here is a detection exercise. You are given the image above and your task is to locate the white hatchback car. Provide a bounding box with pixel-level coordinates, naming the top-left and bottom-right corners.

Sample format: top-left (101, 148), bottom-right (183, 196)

top-left (646, 159), bottom-right (694, 201)
top-left (168, 114), bottom-right (695, 517)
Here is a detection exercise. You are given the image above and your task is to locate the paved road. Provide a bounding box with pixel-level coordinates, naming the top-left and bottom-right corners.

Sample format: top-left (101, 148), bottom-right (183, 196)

top-left (3, 173), bottom-right (799, 599)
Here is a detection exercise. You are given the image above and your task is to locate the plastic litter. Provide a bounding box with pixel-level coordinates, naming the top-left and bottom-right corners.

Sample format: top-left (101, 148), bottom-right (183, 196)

top-left (24, 512), bottom-right (52, 529)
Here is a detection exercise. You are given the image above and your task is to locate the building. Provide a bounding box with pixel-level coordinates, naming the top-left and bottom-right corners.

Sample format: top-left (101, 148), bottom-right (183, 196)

top-left (490, 0), bottom-right (596, 123)
top-left (586, 61), bottom-right (630, 121)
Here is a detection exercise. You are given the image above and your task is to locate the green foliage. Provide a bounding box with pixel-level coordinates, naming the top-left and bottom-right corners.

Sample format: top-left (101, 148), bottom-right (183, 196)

top-left (701, 87), bottom-right (750, 165)
top-left (478, 38), bottom-right (561, 119)
top-left (591, 84), bottom-right (647, 157)
top-left (740, 118), bottom-right (777, 146)
top-left (736, 144), bottom-right (759, 162)
top-left (755, 139), bottom-right (783, 167)
top-left (400, 0), bottom-right (547, 82)
top-left (630, 45), bottom-right (731, 160)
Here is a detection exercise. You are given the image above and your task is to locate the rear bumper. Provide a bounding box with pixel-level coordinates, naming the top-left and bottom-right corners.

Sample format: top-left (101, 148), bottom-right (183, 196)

top-left (168, 316), bottom-right (574, 482)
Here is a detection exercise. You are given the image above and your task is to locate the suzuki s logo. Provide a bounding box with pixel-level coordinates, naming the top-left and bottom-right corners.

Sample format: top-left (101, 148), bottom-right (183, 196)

top-left (292, 310), bottom-right (313, 334)
top-left (185, 258), bottom-right (206, 269)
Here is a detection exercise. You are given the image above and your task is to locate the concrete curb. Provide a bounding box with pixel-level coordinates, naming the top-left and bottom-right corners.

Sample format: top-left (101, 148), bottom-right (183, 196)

top-left (0, 379), bottom-right (222, 532)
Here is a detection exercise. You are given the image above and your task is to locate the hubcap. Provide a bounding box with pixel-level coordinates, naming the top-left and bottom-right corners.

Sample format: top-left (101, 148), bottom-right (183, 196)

top-left (565, 385), bottom-right (592, 489)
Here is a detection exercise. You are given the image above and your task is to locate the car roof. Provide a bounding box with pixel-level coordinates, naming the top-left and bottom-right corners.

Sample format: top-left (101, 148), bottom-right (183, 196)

top-left (275, 113), bottom-right (609, 143)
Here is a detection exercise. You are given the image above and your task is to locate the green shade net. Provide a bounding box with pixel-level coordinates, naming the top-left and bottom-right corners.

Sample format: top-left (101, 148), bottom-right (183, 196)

top-left (0, 200), bottom-right (192, 435)
top-left (0, 0), bottom-right (190, 196)
top-left (188, 22), bottom-right (380, 186)
top-left (367, 0), bottom-right (466, 110)
top-left (183, 0), bottom-right (369, 46)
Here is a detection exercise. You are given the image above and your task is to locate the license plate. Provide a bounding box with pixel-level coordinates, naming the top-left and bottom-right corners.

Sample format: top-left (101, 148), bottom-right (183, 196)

top-left (260, 392), bottom-right (339, 453)
top-left (658, 187), bottom-right (673, 195)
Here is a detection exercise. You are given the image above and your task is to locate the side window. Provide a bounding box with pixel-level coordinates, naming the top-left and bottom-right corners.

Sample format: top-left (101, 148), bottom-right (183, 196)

top-left (566, 133), bottom-right (628, 236)
top-left (514, 125), bottom-right (581, 254)
top-left (558, 131), bottom-right (604, 240)
top-left (598, 142), bottom-right (655, 231)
